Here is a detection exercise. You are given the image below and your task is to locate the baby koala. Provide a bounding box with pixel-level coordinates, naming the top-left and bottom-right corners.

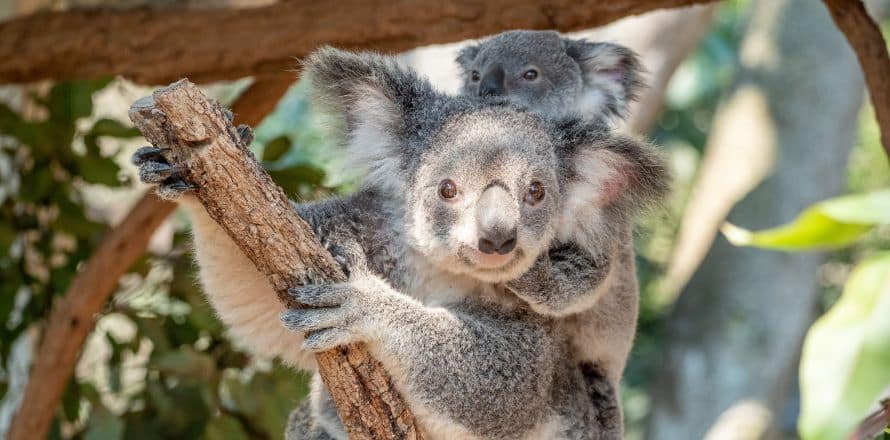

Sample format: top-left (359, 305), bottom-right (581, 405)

top-left (133, 47), bottom-right (667, 440)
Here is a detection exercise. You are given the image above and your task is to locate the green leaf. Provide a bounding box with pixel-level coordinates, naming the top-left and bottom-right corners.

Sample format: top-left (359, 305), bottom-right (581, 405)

top-left (222, 365), bottom-right (310, 437)
top-left (204, 415), bottom-right (250, 440)
top-left (47, 79), bottom-right (110, 124)
top-left (77, 155), bottom-right (122, 187)
top-left (0, 221), bottom-right (16, 252)
top-left (723, 190), bottom-right (890, 250)
top-left (261, 136), bottom-right (292, 162)
top-left (151, 347), bottom-right (216, 381)
top-left (798, 253), bottom-right (890, 440)
top-left (267, 164), bottom-right (325, 197)
top-left (88, 118), bottom-right (140, 139)
top-left (61, 379), bottom-right (82, 423)
top-left (84, 403), bottom-right (124, 440)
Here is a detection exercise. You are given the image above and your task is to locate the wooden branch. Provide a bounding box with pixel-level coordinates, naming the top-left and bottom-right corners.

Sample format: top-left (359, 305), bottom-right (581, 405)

top-left (7, 76), bottom-right (290, 440)
top-left (6, 193), bottom-right (175, 440)
top-left (128, 80), bottom-right (421, 439)
top-left (0, 0), bottom-right (713, 85)
top-left (823, 0), bottom-right (890, 161)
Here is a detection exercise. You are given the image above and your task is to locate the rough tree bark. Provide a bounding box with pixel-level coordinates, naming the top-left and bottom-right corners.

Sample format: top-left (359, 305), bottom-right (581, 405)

top-left (128, 80), bottom-right (420, 439)
top-left (6, 76), bottom-right (290, 440)
top-left (0, 0), bottom-right (714, 84)
top-left (647, 1), bottom-right (865, 438)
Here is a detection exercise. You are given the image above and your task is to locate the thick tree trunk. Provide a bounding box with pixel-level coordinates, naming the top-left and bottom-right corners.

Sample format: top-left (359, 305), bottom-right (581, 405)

top-left (647, 1), bottom-right (865, 438)
top-left (128, 80), bottom-right (420, 440)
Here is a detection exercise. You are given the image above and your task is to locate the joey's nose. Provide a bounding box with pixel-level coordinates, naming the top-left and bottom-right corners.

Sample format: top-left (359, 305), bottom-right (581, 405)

top-left (477, 228), bottom-right (517, 255)
top-left (478, 68), bottom-right (505, 97)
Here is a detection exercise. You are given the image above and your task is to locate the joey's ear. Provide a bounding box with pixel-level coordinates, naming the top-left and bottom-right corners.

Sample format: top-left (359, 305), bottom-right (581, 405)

top-left (455, 44), bottom-right (480, 73)
top-left (304, 46), bottom-right (438, 192)
top-left (563, 39), bottom-right (645, 120)
top-left (565, 132), bottom-right (669, 215)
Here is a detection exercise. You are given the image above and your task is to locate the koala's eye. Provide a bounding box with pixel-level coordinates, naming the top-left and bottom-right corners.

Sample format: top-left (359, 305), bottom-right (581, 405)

top-left (524, 181), bottom-right (545, 205)
top-left (470, 71), bottom-right (481, 82)
top-left (521, 69), bottom-right (539, 81)
top-left (439, 179), bottom-right (458, 199)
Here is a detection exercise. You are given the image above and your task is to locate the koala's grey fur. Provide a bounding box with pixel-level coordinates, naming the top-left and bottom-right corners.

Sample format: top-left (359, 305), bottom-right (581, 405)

top-left (133, 47), bottom-right (666, 439)
top-left (457, 30), bottom-right (656, 400)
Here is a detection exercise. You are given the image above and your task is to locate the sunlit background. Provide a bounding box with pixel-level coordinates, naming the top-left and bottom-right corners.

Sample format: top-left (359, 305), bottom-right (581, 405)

top-left (1, 0), bottom-right (889, 439)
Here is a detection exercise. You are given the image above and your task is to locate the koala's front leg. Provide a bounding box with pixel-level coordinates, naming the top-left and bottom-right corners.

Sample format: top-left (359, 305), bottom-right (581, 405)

top-left (131, 132), bottom-right (317, 370)
top-left (282, 275), bottom-right (557, 438)
top-left (507, 242), bottom-right (613, 317)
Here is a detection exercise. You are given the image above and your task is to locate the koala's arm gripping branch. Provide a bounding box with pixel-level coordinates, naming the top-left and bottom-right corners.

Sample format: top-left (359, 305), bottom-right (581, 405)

top-left (128, 79), bottom-right (422, 440)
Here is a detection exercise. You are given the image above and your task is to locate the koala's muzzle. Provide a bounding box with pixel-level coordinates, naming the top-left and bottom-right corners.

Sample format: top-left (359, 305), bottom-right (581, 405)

top-left (475, 184), bottom-right (518, 255)
top-left (478, 66), bottom-right (505, 97)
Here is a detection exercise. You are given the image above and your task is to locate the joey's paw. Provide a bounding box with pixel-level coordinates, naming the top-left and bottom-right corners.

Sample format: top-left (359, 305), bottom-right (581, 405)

top-left (506, 257), bottom-right (549, 298)
top-left (132, 146), bottom-right (195, 199)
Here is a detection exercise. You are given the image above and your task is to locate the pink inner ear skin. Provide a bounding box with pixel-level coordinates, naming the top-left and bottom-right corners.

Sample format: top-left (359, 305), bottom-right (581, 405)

top-left (598, 174), bottom-right (624, 207)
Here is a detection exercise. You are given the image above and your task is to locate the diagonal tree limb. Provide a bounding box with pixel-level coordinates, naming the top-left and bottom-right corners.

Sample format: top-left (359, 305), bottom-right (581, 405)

top-left (823, 0), bottom-right (890, 161)
top-left (7, 75), bottom-right (292, 440)
top-left (128, 80), bottom-right (420, 439)
top-left (0, 0), bottom-right (714, 85)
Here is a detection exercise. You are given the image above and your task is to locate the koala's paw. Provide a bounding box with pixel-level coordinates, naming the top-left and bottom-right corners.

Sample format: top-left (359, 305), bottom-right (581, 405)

top-left (132, 146), bottom-right (195, 199)
top-left (506, 257), bottom-right (550, 300)
top-left (280, 284), bottom-right (365, 352)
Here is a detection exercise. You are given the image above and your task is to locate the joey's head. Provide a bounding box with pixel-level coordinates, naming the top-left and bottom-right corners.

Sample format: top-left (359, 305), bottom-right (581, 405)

top-left (456, 30), bottom-right (645, 122)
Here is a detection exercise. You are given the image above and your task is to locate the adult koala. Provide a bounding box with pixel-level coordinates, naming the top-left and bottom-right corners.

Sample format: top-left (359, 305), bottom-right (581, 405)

top-left (133, 48), bottom-right (667, 439)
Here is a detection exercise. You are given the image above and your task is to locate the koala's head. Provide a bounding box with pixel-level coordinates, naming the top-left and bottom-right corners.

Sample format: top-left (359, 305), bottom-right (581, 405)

top-left (306, 47), bottom-right (665, 283)
top-left (456, 30), bottom-right (644, 121)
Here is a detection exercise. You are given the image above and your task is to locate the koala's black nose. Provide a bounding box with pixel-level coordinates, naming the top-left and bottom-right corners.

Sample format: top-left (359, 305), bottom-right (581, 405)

top-left (478, 228), bottom-right (517, 255)
top-left (478, 67), bottom-right (505, 97)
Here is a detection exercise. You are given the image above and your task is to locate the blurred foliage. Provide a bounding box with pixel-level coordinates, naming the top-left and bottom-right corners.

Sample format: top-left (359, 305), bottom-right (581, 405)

top-left (0, 79), bottom-right (321, 438)
top-left (727, 190), bottom-right (890, 440)
top-left (798, 253), bottom-right (890, 440)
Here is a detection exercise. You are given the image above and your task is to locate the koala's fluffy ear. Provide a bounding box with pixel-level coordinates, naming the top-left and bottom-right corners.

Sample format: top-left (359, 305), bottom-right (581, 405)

top-left (563, 39), bottom-right (645, 120)
top-left (304, 46), bottom-right (437, 192)
top-left (561, 128), bottom-right (668, 216)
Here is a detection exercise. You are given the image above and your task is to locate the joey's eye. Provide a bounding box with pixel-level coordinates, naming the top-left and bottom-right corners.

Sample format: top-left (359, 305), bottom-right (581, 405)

top-left (439, 179), bottom-right (458, 199)
top-left (521, 69), bottom-right (539, 81)
top-left (524, 181), bottom-right (545, 205)
top-left (471, 71), bottom-right (481, 82)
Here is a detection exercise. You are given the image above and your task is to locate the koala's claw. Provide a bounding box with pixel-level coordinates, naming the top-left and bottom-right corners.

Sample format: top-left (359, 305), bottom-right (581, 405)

top-left (287, 284), bottom-right (349, 308)
top-left (132, 146), bottom-right (197, 198)
top-left (132, 146), bottom-right (168, 166)
top-left (237, 124), bottom-right (254, 146)
top-left (301, 328), bottom-right (354, 352)
top-left (137, 160), bottom-right (173, 184)
top-left (281, 308), bottom-right (345, 333)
